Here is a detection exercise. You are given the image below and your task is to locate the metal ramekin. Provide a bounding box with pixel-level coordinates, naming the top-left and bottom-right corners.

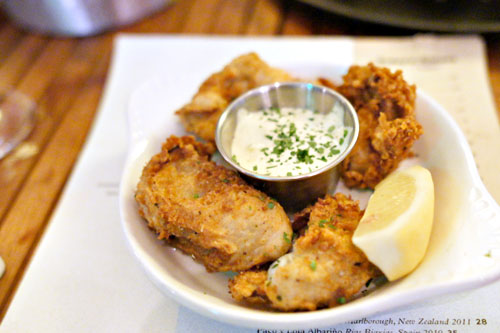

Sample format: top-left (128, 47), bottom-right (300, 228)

top-left (2, 0), bottom-right (172, 37)
top-left (215, 82), bottom-right (359, 210)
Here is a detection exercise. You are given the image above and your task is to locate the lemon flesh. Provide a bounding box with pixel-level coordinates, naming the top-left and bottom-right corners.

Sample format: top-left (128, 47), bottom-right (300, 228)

top-left (352, 165), bottom-right (434, 281)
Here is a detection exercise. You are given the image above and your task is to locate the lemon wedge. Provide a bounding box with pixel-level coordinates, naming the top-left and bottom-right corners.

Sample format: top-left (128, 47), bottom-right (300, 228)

top-left (352, 165), bottom-right (434, 281)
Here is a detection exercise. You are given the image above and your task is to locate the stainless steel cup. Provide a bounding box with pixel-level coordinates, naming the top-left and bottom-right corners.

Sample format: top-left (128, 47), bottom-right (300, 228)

top-left (2, 0), bottom-right (172, 36)
top-left (215, 82), bottom-right (359, 211)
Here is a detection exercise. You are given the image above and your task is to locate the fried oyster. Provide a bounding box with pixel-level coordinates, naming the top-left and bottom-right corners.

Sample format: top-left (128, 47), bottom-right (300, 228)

top-left (229, 193), bottom-right (379, 311)
top-left (175, 53), bottom-right (293, 142)
top-left (337, 63), bottom-right (423, 189)
top-left (135, 135), bottom-right (292, 272)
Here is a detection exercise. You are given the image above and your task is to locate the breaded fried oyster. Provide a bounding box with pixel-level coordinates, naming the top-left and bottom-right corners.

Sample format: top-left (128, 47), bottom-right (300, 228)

top-left (175, 53), bottom-right (293, 142)
top-left (135, 136), bottom-right (292, 272)
top-left (229, 193), bottom-right (379, 311)
top-left (337, 63), bottom-right (423, 189)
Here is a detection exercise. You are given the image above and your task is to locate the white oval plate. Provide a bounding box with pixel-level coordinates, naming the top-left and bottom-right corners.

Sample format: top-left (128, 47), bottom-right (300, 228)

top-left (119, 64), bottom-right (500, 329)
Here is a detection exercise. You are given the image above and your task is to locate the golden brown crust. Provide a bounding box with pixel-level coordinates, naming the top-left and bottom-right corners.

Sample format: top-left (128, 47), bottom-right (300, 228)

top-left (175, 53), bottom-right (293, 142)
top-left (135, 135), bottom-right (292, 272)
top-left (228, 270), bottom-right (268, 305)
top-left (337, 63), bottom-right (423, 189)
top-left (229, 193), bottom-right (380, 311)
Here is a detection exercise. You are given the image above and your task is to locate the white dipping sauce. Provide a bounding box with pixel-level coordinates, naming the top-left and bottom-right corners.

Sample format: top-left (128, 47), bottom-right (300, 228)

top-left (231, 105), bottom-right (351, 177)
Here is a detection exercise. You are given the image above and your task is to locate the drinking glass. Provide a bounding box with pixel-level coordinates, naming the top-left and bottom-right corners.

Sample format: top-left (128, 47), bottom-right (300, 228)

top-left (0, 88), bottom-right (36, 159)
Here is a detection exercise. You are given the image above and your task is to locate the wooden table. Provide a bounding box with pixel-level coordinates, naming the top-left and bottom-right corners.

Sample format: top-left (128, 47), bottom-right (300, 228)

top-left (0, 0), bottom-right (499, 320)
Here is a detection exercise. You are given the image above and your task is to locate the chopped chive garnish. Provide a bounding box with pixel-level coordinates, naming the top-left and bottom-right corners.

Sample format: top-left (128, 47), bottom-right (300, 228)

top-left (283, 232), bottom-right (291, 244)
top-left (310, 260), bottom-right (317, 271)
top-left (193, 193), bottom-right (200, 199)
top-left (337, 297), bottom-right (346, 304)
top-left (268, 202), bottom-right (275, 209)
top-left (330, 149), bottom-right (341, 155)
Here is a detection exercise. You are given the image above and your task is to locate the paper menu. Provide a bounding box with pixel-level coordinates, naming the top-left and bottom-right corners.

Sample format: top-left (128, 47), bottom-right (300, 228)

top-left (2, 35), bottom-right (500, 332)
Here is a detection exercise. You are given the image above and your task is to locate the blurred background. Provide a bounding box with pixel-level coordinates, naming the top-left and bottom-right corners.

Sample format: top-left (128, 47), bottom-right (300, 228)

top-left (1, 0), bottom-right (500, 36)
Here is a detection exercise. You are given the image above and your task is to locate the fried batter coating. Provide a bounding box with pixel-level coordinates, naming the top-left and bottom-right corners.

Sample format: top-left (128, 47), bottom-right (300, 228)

top-left (337, 63), bottom-right (423, 188)
top-left (175, 53), bottom-right (293, 142)
top-left (229, 193), bottom-right (379, 311)
top-left (135, 135), bottom-right (292, 272)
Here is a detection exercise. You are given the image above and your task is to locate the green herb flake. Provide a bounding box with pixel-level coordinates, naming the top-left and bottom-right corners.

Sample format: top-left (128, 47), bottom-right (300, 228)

top-left (265, 135), bottom-right (273, 140)
top-left (310, 260), bottom-right (317, 271)
top-left (328, 125), bottom-right (336, 132)
top-left (485, 251), bottom-right (492, 258)
top-left (339, 138), bottom-right (344, 145)
top-left (231, 155), bottom-right (238, 163)
top-left (222, 178), bottom-right (230, 183)
top-left (319, 219), bottom-right (328, 227)
top-left (330, 148), bottom-right (341, 156)
top-left (277, 295), bottom-right (282, 301)
top-left (193, 193), bottom-right (200, 199)
top-left (286, 172), bottom-right (292, 176)
top-left (337, 297), bottom-right (346, 304)
top-left (283, 232), bottom-right (291, 244)
top-left (343, 129), bottom-right (348, 138)
top-left (268, 202), bottom-right (275, 209)
top-left (296, 149), bottom-right (314, 164)
top-left (266, 280), bottom-right (271, 286)
top-left (253, 165), bottom-right (258, 171)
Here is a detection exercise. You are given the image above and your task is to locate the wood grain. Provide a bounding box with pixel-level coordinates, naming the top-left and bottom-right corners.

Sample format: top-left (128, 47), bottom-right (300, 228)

top-left (0, 25), bottom-right (23, 64)
top-left (0, 39), bottom-right (75, 222)
top-left (0, 35), bottom-right (47, 91)
top-left (246, 0), bottom-right (283, 35)
top-left (0, 36), bottom-right (113, 317)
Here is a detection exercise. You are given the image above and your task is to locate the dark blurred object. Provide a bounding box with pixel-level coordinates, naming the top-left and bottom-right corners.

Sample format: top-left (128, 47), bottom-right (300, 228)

top-left (1, 0), bottom-right (173, 36)
top-left (299, 0), bottom-right (500, 32)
